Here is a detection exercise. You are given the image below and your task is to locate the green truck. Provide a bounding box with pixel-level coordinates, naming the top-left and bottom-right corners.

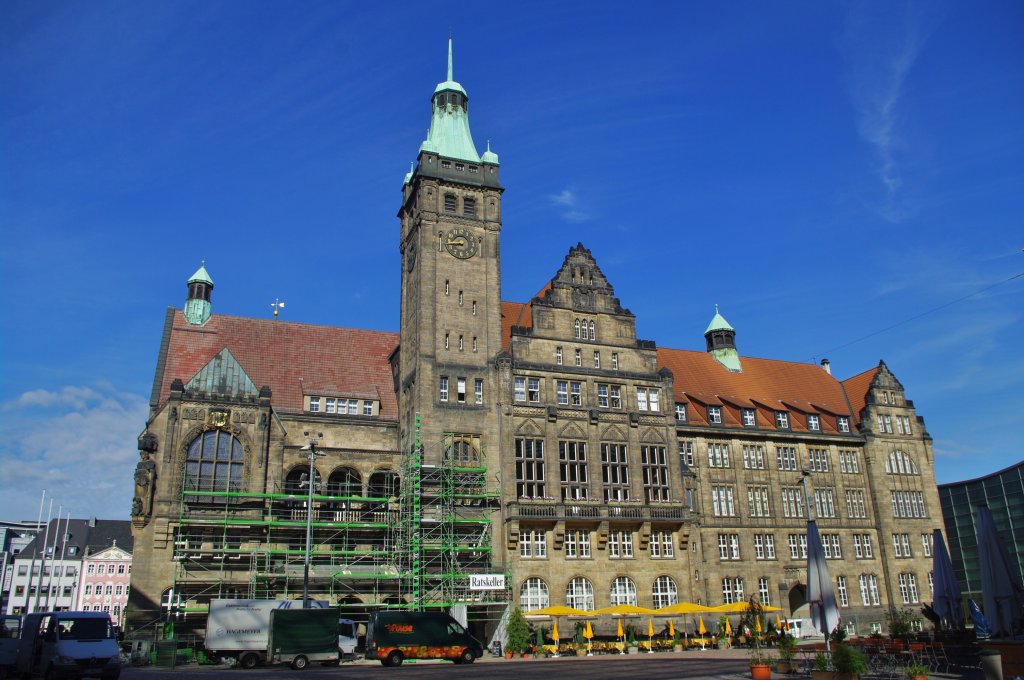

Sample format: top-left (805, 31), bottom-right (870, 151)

top-left (366, 611), bottom-right (483, 667)
top-left (267, 607), bottom-right (340, 670)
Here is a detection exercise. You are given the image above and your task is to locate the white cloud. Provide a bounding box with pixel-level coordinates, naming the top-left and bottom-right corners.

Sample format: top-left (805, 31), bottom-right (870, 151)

top-left (548, 188), bottom-right (592, 223)
top-left (0, 384), bottom-right (149, 520)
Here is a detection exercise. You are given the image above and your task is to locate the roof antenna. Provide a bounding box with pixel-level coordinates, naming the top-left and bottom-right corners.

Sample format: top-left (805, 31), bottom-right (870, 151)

top-left (271, 298), bottom-right (285, 320)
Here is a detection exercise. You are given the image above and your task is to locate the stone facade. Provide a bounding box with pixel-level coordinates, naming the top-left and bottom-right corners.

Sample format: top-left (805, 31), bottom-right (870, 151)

top-left (126, 43), bottom-right (942, 641)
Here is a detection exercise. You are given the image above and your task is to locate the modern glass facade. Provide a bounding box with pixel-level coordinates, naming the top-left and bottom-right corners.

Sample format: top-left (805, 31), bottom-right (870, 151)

top-left (939, 462), bottom-right (1024, 601)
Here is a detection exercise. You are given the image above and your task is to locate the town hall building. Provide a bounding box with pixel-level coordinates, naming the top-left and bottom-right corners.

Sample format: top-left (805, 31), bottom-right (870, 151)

top-left (126, 42), bottom-right (942, 642)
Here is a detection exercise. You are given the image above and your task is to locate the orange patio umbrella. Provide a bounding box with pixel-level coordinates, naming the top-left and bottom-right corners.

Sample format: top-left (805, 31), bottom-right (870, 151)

top-left (755, 617), bottom-right (762, 633)
top-left (583, 621), bottom-right (593, 639)
top-left (668, 619), bottom-right (675, 637)
top-left (725, 617), bottom-right (732, 635)
top-left (616, 618), bottom-right (624, 639)
top-left (552, 620), bottom-right (560, 643)
top-left (776, 614), bottom-right (782, 630)
top-left (698, 616), bottom-right (707, 635)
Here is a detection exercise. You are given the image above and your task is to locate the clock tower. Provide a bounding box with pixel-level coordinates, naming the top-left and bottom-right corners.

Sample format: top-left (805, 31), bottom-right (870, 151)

top-left (397, 39), bottom-right (504, 466)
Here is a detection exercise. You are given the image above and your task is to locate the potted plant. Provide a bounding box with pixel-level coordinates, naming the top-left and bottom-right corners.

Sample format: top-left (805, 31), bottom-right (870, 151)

top-left (749, 645), bottom-right (775, 679)
top-left (626, 625), bottom-right (639, 654)
top-left (885, 607), bottom-right (920, 641)
top-left (904, 663), bottom-right (929, 680)
top-left (506, 607), bottom-right (530, 659)
top-left (776, 634), bottom-right (796, 674)
top-left (672, 630), bottom-right (684, 652)
top-left (812, 651), bottom-right (832, 680)
top-left (830, 643), bottom-right (868, 680)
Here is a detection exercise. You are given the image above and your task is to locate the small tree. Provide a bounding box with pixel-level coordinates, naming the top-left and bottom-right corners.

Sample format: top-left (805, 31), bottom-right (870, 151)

top-left (507, 607), bottom-right (530, 654)
top-left (885, 607), bottom-right (920, 638)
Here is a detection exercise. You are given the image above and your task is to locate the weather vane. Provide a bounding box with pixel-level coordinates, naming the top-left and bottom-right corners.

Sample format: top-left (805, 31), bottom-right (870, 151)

top-left (271, 299), bottom-right (285, 319)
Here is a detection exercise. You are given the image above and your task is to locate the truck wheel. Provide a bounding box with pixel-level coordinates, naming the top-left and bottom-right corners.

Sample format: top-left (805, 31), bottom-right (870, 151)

top-left (239, 653), bottom-right (259, 669)
top-left (385, 650), bottom-right (403, 667)
top-left (290, 656), bottom-right (308, 671)
top-left (459, 648), bottom-right (476, 664)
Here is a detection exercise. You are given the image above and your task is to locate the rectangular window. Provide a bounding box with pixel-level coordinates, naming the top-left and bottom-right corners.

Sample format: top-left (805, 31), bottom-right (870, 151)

top-left (514, 377), bottom-right (526, 402)
top-left (675, 403), bottom-right (687, 422)
top-left (559, 441), bottom-right (589, 500)
top-left (839, 450), bottom-right (861, 473)
top-left (439, 377), bottom-right (449, 402)
top-left (325, 397), bottom-right (336, 413)
top-left (902, 416), bottom-right (913, 434)
top-left (528, 378), bottom-right (540, 402)
top-left (601, 443), bottom-right (630, 501)
top-left (456, 377), bottom-right (467, 403)
top-left (597, 384), bottom-right (609, 408)
top-left (515, 439), bottom-right (545, 498)
top-left (574, 348), bottom-right (582, 366)
top-left (853, 534), bottom-right (874, 559)
top-left (808, 448), bottom-right (829, 472)
top-left (556, 380), bottom-right (568, 405)
top-left (753, 534), bottom-right (776, 560)
top-left (896, 416), bottom-right (905, 434)
top-left (892, 533), bottom-right (912, 558)
top-left (884, 415), bottom-right (893, 433)
top-left (814, 489), bottom-right (836, 518)
top-left (608, 530), bottom-right (634, 559)
top-left (650, 530), bottom-right (674, 558)
top-left (707, 405), bottom-right (722, 423)
top-left (636, 388), bottom-right (648, 411)
top-left (742, 408), bottom-right (756, 427)
top-left (922, 533), bottom-right (933, 557)
top-left (570, 381), bottom-right (582, 406)
top-left (641, 445), bottom-right (670, 502)
top-left (444, 193), bottom-right (457, 212)
top-left (308, 396), bottom-right (320, 412)
top-left (891, 490), bottom-right (927, 518)
top-left (788, 534), bottom-right (808, 559)
top-left (708, 442), bottom-right (730, 468)
top-left (463, 197), bottom-right (476, 216)
top-left (807, 414), bottom-right (820, 431)
top-left (759, 578), bottom-right (772, 607)
top-left (718, 533), bottom-right (741, 560)
top-left (837, 576), bottom-right (849, 607)
top-left (823, 534), bottom-right (842, 559)
top-left (593, 351), bottom-right (600, 368)
top-left (743, 445), bottom-right (765, 469)
top-left (776, 446), bottom-right (798, 471)
top-left (475, 378), bottom-right (483, 404)
top-left (748, 485), bottom-right (771, 517)
top-left (775, 411), bottom-right (789, 428)
top-left (565, 529), bottom-right (591, 559)
top-left (363, 400), bottom-right (373, 415)
top-left (712, 485), bottom-right (735, 517)
top-left (845, 489), bottom-right (867, 518)
top-left (555, 347), bottom-right (563, 365)
top-left (611, 352), bottom-right (619, 370)
top-left (837, 416), bottom-right (850, 433)
top-left (678, 441), bottom-right (694, 466)
top-left (781, 487), bottom-right (805, 518)
top-left (519, 529), bottom-right (547, 559)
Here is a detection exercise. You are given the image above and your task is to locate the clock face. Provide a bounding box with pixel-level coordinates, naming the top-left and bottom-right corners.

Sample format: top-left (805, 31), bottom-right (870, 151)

top-left (444, 227), bottom-right (478, 259)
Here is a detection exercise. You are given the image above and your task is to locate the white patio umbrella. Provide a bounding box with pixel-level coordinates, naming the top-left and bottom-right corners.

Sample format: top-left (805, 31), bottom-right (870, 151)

top-left (931, 528), bottom-right (963, 630)
top-left (806, 519), bottom-right (840, 649)
top-left (976, 505), bottom-right (1023, 638)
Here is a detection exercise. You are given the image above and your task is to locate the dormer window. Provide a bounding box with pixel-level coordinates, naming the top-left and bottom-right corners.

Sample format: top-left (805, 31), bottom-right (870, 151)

top-left (742, 409), bottom-right (756, 427)
top-left (441, 160), bottom-right (452, 169)
top-left (775, 412), bottom-right (790, 429)
top-left (708, 406), bottom-right (722, 424)
top-left (837, 416), bottom-right (850, 433)
top-left (455, 163), bottom-right (465, 172)
top-left (807, 414), bottom-right (821, 431)
top-left (676, 404), bottom-right (687, 422)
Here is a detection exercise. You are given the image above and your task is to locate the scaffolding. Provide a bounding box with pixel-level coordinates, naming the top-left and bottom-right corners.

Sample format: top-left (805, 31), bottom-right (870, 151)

top-left (165, 414), bottom-right (505, 625)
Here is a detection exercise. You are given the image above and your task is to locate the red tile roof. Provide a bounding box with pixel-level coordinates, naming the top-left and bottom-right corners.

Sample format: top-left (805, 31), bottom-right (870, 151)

top-left (841, 365), bottom-right (880, 427)
top-left (155, 311), bottom-right (400, 419)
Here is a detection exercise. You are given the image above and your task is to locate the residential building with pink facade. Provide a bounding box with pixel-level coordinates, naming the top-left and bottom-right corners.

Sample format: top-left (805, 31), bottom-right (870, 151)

top-left (77, 542), bottom-right (132, 627)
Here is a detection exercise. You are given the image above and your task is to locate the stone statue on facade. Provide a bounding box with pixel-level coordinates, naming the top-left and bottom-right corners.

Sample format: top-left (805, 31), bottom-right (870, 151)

top-left (132, 450), bottom-right (157, 517)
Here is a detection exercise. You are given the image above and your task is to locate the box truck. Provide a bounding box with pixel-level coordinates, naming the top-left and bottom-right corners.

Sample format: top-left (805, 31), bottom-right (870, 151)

top-left (203, 599), bottom-right (355, 668)
top-left (267, 607), bottom-right (340, 670)
top-left (365, 610), bottom-right (482, 667)
top-left (14, 611), bottom-right (121, 679)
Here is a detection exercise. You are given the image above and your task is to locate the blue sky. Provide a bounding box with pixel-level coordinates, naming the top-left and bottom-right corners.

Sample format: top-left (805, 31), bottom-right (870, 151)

top-left (1, 1), bottom-right (1021, 520)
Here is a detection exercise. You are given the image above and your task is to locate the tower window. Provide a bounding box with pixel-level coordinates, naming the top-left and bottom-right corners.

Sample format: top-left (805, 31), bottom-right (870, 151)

top-left (594, 351), bottom-right (600, 369)
top-left (472, 336), bottom-right (478, 352)
top-left (445, 333), bottom-right (450, 350)
top-left (611, 352), bottom-right (619, 370)
top-left (468, 165), bottom-right (479, 174)
top-left (457, 378), bottom-right (467, 403)
top-left (459, 335), bottom-right (464, 351)
top-left (441, 160), bottom-right (451, 169)
top-left (475, 379), bottom-right (483, 404)
top-left (458, 290), bottom-right (463, 305)
top-left (445, 280), bottom-right (450, 295)
top-left (556, 347), bottom-right (563, 365)
top-left (589, 321), bottom-right (596, 340)
top-left (455, 163), bottom-right (465, 172)
top-left (472, 301), bottom-right (477, 315)
top-left (463, 197), bottom-right (476, 216)
top-left (575, 349), bottom-right (582, 367)
top-left (444, 194), bottom-right (457, 212)
top-left (439, 377), bottom-right (449, 402)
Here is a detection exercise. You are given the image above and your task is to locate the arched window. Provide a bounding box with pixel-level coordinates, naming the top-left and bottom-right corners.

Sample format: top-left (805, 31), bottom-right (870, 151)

top-left (284, 466), bottom-right (315, 494)
top-left (589, 320), bottom-right (596, 340)
top-left (327, 468), bottom-right (361, 497)
top-left (610, 576), bottom-right (637, 606)
top-left (886, 450), bottom-right (919, 475)
top-left (574, 319), bottom-right (581, 339)
top-left (566, 577), bottom-right (595, 611)
top-left (520, 578), bottom-right (549, 612)
top-left (444, 435), bottom-right (480, 464)
top-left (367, 469), bottom-right (399, 498)
top-left (184, 430), bottom-right (244, 493)
top-left (652, 576), bottom-right (678, 609)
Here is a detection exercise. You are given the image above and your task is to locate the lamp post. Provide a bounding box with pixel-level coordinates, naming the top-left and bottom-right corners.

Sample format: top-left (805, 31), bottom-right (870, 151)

top-left (299, 436), bottom-right (325, 608)
top-left (800, 469), bottom-right (814, 520)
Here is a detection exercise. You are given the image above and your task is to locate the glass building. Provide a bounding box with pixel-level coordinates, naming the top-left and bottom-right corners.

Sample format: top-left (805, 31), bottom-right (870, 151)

top-left (939, 462), bottom-right (1024, 602)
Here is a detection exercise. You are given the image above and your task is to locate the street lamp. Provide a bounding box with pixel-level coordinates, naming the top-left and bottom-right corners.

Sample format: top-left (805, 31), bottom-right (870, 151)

top-left (800, 468), bottom-right (814, 519)
top-left (299, 436), bottom-right (325, 608)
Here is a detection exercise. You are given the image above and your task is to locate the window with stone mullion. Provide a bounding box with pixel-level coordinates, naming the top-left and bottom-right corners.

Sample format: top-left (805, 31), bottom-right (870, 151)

top-left (515, 438), bottom-right (545, 498)
top-left (601, 443), bottom-right (630, 501)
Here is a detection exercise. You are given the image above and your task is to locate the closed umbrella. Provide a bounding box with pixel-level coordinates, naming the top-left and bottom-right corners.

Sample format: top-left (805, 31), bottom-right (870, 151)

top-left (647, 619), bottom-right (655, 653)
top-left (806, 519), bottom-right (840, 648)
top-left (755, 616), bottom-right (762, 634)
top-left (551, 620), bottom-right (560, 657)
top-left (668, 619), bottom-right (675, 638)
top-left (583, 620), bottom-right (593, 656)
top-left (698, 616), bottom-right (707, 651)
top-left (724, 617), bottom-right (732, 635)
top-left (616, 618), bottom-right (625, 654)
top-left (976, 505), bottom-right (1024, 637)
top-left (931, 528), bottom-right (964, 630)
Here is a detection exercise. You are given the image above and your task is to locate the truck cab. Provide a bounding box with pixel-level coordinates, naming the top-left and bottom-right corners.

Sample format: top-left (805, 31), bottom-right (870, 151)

top-left (16, 611), bottom-right (121, 680)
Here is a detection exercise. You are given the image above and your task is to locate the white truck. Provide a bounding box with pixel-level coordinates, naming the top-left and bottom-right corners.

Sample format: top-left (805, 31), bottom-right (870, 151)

top-left (14, 611), bottom-right (121, 680)
top-left (203, 599), bottom-right (356, 668)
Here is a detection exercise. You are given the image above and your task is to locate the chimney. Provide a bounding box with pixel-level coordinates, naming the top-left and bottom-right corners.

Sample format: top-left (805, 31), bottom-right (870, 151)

top-left (820, 359), bottom-right (831, 375)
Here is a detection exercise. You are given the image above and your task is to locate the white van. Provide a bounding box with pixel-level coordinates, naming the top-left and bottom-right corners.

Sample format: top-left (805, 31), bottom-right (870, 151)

top-left (16, 611), bottom-right (121, 679)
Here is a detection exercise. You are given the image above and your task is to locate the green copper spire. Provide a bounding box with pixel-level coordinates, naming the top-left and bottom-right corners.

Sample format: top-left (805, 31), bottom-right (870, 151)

top-left (704, 305), bottom-right (741, 372)
top-left (422, 38), bottom-right (481, 162)
top-left (184, 262), bottom-right (214, 325)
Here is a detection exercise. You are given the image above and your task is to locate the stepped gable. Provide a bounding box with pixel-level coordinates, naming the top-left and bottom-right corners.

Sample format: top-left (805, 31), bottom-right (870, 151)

top-left (658, 347), bottom-right (853, 432)
top-left (154, 311), bottom-right (400, 419)
top-left (532, 243), bottom-right (631, 316)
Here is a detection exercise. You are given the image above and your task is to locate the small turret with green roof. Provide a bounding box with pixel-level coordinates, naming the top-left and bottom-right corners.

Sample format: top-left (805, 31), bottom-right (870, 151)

top-left (184, 263), bottom-right (214, 326)
top-left (705, 305), bottom-right (742, 372)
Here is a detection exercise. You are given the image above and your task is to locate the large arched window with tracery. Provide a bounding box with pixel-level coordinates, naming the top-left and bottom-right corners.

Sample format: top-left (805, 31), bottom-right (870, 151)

top-left (327, 468), bottom-right (361, 497)
top-left (367, 469), bottom-right (399, 498)
top-left (184, 430), bottom-right (243, 492)
top-left (443, 435), bottom-right (480, 464)
top-left (520, 578), bottom-right (550, 612)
